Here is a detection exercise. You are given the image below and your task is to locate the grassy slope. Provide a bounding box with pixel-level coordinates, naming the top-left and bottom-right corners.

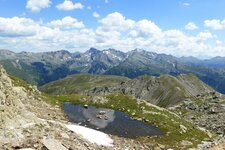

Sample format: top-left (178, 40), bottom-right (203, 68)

top-left (0, 59), bottom-right (39, 85)
top-left (40, 73), bottom-right (213, 108)
top-left (152, 75), bottom-right (188, 107)
top-left (145, 74), bottom-right (212, 107)
top-left (39, 74), bottom-right (130, 95)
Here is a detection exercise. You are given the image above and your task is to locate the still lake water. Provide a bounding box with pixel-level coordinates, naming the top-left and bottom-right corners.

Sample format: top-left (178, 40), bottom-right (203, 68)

top-left (63, 102), bottom-right (164, 138)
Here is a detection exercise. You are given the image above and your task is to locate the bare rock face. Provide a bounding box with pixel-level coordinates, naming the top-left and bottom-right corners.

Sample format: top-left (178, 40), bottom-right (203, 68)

top-left (0, 65), bottom-right (40, 145)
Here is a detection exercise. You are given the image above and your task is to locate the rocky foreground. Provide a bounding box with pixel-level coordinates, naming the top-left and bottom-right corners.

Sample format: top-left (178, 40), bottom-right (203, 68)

top-left (171, 92), bottom-right (225, 149)
top-left (0, 66), bottom-right (151, 150)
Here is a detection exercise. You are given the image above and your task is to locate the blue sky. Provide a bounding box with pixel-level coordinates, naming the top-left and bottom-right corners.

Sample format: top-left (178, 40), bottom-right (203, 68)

top-left (0, 0), bottom-right (225, 58)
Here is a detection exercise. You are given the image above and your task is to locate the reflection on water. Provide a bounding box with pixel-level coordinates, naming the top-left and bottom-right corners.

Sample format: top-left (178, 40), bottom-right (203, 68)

top-left (63, 103), bottom-right (164, 138)
top-left (82, 108), bottom-right (115, 128)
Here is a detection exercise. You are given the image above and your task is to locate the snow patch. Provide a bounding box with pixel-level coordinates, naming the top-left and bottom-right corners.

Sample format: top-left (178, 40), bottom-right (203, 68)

top-left (66, 124), bottom-right (113, 147)
top-left (103, 50), bottom-right (110, 55)
top-left (103, 50), bottom-right (122, 61)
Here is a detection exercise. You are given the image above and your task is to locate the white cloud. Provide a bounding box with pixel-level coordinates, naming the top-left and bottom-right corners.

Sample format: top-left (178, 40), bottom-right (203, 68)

top-left (99, 12), bottom-right (135, 31)
top-left (56, 0), bottom-right (84, 11)
top-left (47, 16), bottom-right (85, 29)
top-left (216, 40), bottom-right (222, 45)
top-left (1, 12), bottom-right (225, 58)
top-left (0, 17), bottom-right (39, 37)
top-left (204, 19), bottom-right (225, 30)
top-left (135, 19), bottom-right (162, 38)
top-left (26, 0), bottom-right (51, 12)
top-left (93, 12), bottom-right (100, 18)
top-left (0, 16), bottom-right (95, 52)
top-left (197, 31), bottom-right (213, 40)
top-left (185, 22), bottom-right (198, 30)
top-left (183, 3), bottom-right (190, 6)
top-left (95, 13), bottom-right (224, 57)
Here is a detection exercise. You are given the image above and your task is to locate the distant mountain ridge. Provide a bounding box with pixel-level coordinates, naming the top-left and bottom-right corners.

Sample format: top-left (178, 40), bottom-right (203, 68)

top-left (1, 48), bottom-right (225, 93)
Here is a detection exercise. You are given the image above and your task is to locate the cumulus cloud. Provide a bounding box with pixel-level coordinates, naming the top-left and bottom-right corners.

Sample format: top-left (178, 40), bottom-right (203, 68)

top-left (197, 31), bottom-right (213, 40)
top-left (93, 12), bottom-right (100, 18)
top-left (204, 19), bottom-right (225, 30)
top-left (99, 12), bottom-right (135, 31)
top-left (0, 12), bottom-right (225, 58)
top-left (0, 17), bottom-right (39, 37)
top-left (47, 16), bottom-right (85, 29)
top-left (135, 19), bottom-right (162, 38)
top-left (56, 0), bottom-right (84, 11)
top-left (26, 0), bottom-right (51, 12)
top-left (0, 16), bottom-right (94, 51)
top-left (185, 22), bottom-right (198, 30)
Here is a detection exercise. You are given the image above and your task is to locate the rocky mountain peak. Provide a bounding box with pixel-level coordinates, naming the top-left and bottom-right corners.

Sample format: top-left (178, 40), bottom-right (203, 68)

top-left (55, 50), bottom-right (71, 55)
top-left (19, 51), bottom-right (32, 55)
top-left (44, 50), bottom-right (72, 57)
top-left (0, 49), bottom-right (15, 58)
top-left (0, 49), bottom-right (14, 54)
top-left (128, 48), bottom-right (157, 58)
top-left (133, 48), bottom-right (146, 53)
top-left (88, 47), bottom-right (101, 54)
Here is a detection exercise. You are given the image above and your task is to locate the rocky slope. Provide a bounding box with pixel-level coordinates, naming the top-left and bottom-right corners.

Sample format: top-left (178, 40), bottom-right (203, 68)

top-left (170, 92), bottom-right (225, 149)
top-left (171, 92), bottom-right (225, 135)
top-left (0, 65), bottom-right (87, 149)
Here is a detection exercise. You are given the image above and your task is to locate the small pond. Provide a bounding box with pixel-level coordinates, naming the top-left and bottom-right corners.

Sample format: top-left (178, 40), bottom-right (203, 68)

top-left (63, 102), bottom-right (164, 138)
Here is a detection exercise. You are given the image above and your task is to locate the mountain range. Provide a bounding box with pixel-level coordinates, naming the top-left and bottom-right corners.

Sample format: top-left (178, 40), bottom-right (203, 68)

top-left (1, 48), bottom-right (225, 93)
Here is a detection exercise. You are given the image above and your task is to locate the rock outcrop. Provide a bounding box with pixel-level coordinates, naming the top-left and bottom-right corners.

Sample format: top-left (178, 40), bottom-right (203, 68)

top-left (0, 65), bottom-right (70, 149)
top-left (0, 66), bottom-right (40, 135)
